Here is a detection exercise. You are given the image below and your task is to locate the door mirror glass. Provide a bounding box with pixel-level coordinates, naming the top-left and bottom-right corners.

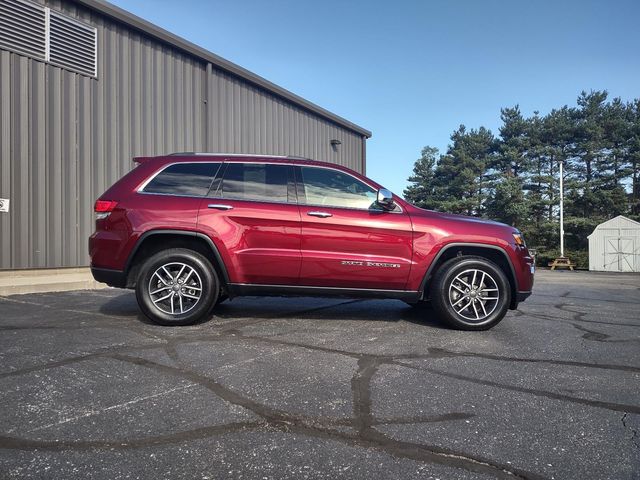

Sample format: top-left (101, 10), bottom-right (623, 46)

top-left (376, 188), bottom-right (395, 210)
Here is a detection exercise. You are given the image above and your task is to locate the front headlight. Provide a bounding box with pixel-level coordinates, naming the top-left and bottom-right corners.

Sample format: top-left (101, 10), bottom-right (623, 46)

top-left (512, 232), bottom-right (526, 247)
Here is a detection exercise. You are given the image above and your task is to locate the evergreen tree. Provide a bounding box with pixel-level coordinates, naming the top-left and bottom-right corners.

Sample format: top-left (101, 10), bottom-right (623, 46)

top-left (403, 146), bottom-right (439, 209)
top-left (403, 89), bottom-right (640, 267)
top-left (485, 176), bottom-right (528, 226)
top-left (435, 125), bottom-right (495, 216)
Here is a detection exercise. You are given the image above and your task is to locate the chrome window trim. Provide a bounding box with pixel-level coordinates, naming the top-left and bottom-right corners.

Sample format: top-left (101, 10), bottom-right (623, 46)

top-left (135, 160), bottom-right (403, 214)
top-left (137, 191), bottom-right (209, 200)
top-left (300, 201), bottom-right (403, 214)
top-left (205, 198), bottom-right (298, 207)
top-left (137, 161), bottom-right (295, 206)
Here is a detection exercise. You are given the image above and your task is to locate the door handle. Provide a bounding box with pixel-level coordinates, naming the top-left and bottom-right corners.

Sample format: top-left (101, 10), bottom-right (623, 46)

top-left (207, 204), bottom-right (233, 210)
top-left (307, 211), bottom-right (332, 218)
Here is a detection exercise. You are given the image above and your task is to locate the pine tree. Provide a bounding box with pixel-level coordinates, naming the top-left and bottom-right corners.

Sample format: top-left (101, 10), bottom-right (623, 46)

top-left (435, 126), bottom-right (495, 216)
top-left (403, 146), bottom-right (439, 209)
top-left (403, 90), bottom-right (640, 265)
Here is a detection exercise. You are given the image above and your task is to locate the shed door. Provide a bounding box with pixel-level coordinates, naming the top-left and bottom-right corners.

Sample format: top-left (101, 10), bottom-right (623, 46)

top-left (604, 237), bottom-right (636, 272)
top-left (618, 237), bottom-right (635, 272)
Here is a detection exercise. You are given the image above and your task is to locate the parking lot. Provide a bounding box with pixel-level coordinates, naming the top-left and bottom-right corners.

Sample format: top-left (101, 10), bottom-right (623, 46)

top-left (0, 270), bottom-right (638, 479)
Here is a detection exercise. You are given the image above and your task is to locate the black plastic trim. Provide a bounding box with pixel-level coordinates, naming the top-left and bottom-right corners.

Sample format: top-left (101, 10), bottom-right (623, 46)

top-left (124, 229), bottom-right (230, 284)
top-left (91, 267), bottom-right (127, 288)
top-left (516, 291), bottom-right (532, 303)
top-left (420, 243), bottom-right (519, 296)
top-left (228, 283), bottom-right (421, 302)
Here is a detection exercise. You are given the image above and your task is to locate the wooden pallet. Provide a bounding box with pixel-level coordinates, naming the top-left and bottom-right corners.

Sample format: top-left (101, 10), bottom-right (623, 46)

top-left (548, 257), bottom-right (575, 270)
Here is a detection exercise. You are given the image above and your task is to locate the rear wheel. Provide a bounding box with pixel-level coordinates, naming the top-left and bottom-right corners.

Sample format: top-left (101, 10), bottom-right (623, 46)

top-left (431, 256), bottom-right (511, 330)
top-left (135, 248), bottom-right (219, 326)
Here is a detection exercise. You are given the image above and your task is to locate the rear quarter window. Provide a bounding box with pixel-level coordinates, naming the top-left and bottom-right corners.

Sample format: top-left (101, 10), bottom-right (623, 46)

top-left (142, 163), bottom-right (220, 197)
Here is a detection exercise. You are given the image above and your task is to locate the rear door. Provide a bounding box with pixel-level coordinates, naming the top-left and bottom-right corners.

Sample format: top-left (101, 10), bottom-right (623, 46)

top-left (197, 162), bottom-right (301, 285)
top-left (296, 165), bottom-right (413, 290)
top-left (135, 161), bottom-right (221, 231)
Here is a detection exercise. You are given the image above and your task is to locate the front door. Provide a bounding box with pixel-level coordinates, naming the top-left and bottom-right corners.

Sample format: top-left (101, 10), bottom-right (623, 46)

top-left (296, 165), bottom-right (413, 290)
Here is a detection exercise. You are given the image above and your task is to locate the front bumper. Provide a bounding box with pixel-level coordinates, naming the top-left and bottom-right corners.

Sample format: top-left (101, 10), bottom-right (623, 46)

top-left (516, 290), bottom-right (532, 303)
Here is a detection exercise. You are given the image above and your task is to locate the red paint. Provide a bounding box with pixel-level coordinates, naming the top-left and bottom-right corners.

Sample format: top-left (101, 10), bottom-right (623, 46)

top-left (89, 155), bottom-right (534, 298)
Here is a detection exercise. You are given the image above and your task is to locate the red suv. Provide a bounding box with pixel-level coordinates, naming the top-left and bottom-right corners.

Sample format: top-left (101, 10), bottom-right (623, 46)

top-left (89, 154), bottom-right (534, 330)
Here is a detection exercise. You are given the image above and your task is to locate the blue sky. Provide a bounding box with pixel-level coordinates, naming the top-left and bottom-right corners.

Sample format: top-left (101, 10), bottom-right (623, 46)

top-left (110, 0), bottom-right (640, 196)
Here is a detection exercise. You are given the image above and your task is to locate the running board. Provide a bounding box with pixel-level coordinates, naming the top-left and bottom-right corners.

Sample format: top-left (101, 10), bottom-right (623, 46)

top-left (227, 283), bottom-right (421, 302)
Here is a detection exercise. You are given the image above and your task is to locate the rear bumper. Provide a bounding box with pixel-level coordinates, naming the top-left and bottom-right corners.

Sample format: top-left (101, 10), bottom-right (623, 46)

top-left (91, 267), bottom-right (127, 288)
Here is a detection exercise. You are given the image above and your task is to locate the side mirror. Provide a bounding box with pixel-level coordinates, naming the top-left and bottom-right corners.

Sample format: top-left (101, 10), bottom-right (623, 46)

top-left (376, 188), bottom-right (395, 211)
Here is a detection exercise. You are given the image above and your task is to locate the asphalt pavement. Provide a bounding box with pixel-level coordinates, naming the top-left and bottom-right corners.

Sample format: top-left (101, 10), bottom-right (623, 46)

top-left (0, 270), bottom-right (639, 480)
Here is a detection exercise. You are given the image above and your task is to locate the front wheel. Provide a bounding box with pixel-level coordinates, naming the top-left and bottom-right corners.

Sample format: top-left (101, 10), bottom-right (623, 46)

top-left (431, 256), bottom-right (511, 330)
top-left (135, 248), bottom-right (219, 326)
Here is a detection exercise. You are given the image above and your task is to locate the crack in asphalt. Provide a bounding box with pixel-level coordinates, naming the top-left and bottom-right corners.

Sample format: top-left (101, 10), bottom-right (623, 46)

top-left (517, 303), bottom-right (640, 328)
top-left (0, 348), bottom-right (544, 479)
top-left (1, 287), bottom-right (639, 479)
top-left (621, 413), bottom-right (640, 450)
top-left (392, 360), bottom-right (640, 414)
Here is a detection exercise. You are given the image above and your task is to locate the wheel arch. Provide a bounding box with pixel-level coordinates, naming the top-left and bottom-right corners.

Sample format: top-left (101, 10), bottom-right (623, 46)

top-left (420, 243), bottom-right (518, 309)
top-left (124, 230), bottom-right (230, 289)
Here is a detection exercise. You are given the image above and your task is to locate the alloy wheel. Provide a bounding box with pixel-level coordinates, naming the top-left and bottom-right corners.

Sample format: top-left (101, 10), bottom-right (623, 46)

top-left (148, 262), bottom-right (203, 315)
top-left (447, 268), bottom-right (500, 322)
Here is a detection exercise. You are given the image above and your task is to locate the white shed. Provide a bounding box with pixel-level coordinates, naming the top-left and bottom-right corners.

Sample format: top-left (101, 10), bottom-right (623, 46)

top-left (588, 215), bottom-right (640, 272)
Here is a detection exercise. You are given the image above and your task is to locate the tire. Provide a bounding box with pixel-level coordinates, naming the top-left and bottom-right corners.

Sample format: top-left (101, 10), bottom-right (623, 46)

top-left (430, 256), bottom-right (511, 331)
top-left (135, 248), bottom-right (219, 326)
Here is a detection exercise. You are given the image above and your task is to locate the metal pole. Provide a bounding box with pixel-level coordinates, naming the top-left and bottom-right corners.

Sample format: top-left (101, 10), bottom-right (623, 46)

top-left (559, 160), bottom-right (564, 258)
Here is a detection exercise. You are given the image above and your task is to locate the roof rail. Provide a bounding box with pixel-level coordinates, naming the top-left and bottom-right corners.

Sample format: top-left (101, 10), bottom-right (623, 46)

top-left (167, 152), bottom-right (313, 161)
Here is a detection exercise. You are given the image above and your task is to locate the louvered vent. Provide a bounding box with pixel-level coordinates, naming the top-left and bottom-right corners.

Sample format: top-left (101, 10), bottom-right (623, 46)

top-left (0, 0), bottom-right (46, 60)
top-left (0, 0), bottom-right (97, 77)
top-left (49, 10), bottom-right (96, 77)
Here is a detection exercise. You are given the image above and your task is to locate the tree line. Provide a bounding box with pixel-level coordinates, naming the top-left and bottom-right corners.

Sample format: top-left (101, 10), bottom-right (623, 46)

top-left (403, 90), bottom-right (640, 268)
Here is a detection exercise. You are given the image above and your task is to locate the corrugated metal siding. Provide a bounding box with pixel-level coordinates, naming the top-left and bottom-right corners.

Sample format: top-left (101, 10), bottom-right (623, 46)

top-left (0, 0), bottom-right (366, 269)
top-left (206, 68), bottom-right (363, 168)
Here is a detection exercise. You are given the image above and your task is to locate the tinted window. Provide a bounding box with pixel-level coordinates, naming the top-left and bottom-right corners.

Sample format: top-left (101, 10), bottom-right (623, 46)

top-left (221, 163), bottom-right (289, 202)
top-left (143, 163), bottom-right (219, 197)
top-left (300, 167), bottom-right (377, 209)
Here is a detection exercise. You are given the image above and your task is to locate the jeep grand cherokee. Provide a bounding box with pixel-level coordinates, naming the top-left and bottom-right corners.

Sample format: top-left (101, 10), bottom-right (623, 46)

top-left (89, 154), bottom-right (534, 330)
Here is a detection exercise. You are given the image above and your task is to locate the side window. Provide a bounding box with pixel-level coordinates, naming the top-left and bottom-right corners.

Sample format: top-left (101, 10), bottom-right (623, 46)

top-left (299, 167), bottom-right (377, 210)
top-left (220, 163), bottom-right (289, 202)
top-left (142, 163), bottom-right (219, 197)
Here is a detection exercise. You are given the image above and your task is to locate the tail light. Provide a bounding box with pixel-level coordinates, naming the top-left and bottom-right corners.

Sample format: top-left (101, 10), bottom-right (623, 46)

top-left (95, 200), bottom-right (118, 219)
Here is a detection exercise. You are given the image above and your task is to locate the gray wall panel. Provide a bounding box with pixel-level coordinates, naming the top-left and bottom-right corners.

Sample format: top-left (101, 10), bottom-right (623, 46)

top-left (0, 52), bottom-right (8, 269)
top-left (0, 0), bottom-right (367, 269)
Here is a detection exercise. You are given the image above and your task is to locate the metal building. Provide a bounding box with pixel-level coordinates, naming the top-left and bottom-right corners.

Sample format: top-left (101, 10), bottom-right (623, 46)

top-left (0, 0), bottom-right (371, 271)
top-left (588, 215), bottom-right (640, 272)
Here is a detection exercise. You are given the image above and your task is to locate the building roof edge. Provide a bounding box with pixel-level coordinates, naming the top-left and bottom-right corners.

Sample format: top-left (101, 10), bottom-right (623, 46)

top-left (73, 0), bottom-right (372, 138)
